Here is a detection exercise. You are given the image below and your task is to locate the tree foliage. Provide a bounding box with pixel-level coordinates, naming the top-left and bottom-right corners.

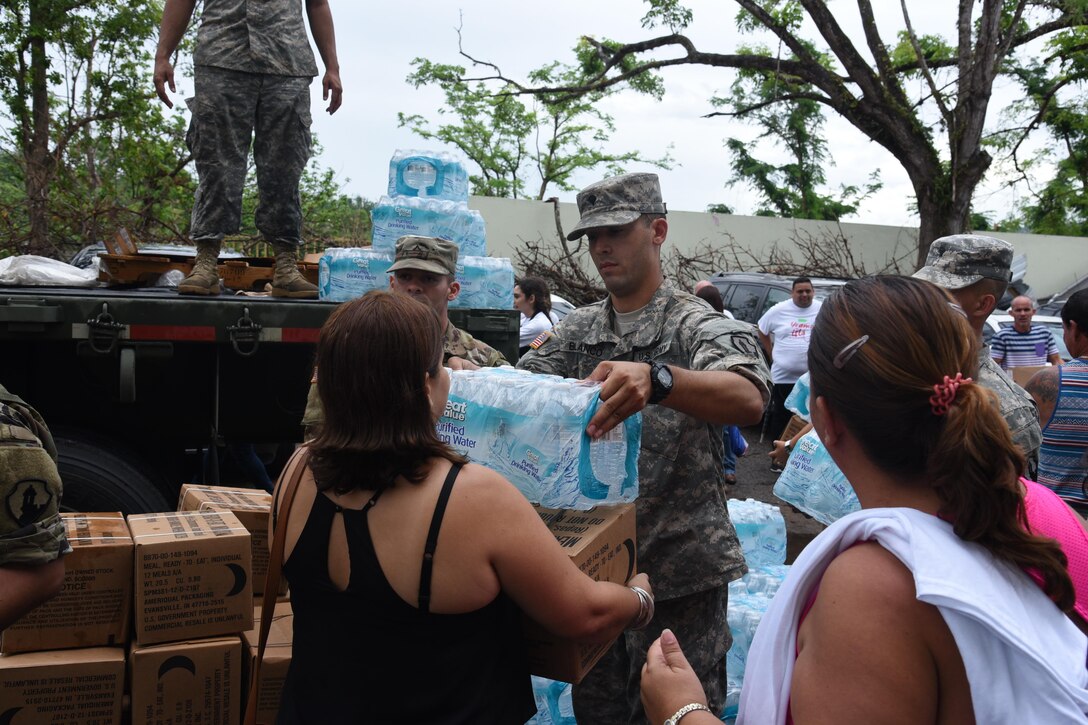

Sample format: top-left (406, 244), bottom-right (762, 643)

top-left (0, 0), bottom-right (187, 256)
top-left (716, 46), bottom-right (881, 220)
top-left (398, 35), bottom-right (672, 201)
top-left (442, 0), bottom-right (1088, 266)
top-left (992, 25), bottom-right (1088, 236)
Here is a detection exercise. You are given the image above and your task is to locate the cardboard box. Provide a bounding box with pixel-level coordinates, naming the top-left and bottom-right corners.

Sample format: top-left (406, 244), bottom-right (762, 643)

top-left (2, 512), bottom-right (133, 654)
top-left (522, 503), bottom-right (636, 683)
top-left (1011, 364), bottom-right (1049, 388)
top-left (241, 602), bottom-right (293, 725)
top-left (0, 646), bottom-right (124, 723)
top-left (780, 414), bottom-right (808, 443)
top-left (178, 485), bottom-right (284, 596)
top-left (128, 511), bottom-right (254, 646)
top-left (129, 636), bottom-right (242, 725)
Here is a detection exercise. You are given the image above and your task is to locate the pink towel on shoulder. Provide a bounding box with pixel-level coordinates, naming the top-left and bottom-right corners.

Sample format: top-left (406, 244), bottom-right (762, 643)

top-left (1023, 478), bottom-right (1088, 621)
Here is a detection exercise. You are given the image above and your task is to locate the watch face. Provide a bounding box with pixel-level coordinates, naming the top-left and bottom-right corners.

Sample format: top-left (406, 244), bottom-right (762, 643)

top-left (658, 364), bottom-right (673, 387)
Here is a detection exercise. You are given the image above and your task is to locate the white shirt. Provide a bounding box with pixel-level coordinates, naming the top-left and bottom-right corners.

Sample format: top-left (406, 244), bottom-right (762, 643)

top-left (757, 299), bottom-right (821, 384)
top-left (739, 507), bottom-right (1088, 724)
top-left (519, 311), bottom-right (557, 347)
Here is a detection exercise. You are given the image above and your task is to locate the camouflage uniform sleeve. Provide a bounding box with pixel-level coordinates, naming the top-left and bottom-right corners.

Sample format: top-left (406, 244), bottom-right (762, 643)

top-left (465, 341), bottom-right (509, 368)
top-left (0, 401), bottom-right (69, 565)
top-left (515, 327), bottom-right (573, 377)
top-left (687, 316), bottom-right (772, 404)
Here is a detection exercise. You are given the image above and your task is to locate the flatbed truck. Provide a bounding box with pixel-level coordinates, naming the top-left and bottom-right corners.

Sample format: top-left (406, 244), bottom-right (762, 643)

top-left (0, 285), bottom-right (517, 512)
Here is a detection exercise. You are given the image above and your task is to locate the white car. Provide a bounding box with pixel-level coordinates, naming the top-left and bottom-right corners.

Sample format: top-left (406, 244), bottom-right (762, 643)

top-left (550, 293), bottom-right (576, 322)
top-left (982, 314), bottom-right (1071, 362)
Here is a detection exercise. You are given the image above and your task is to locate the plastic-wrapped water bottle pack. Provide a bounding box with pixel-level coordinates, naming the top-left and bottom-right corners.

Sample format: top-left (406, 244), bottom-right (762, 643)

top-left (450, 255), bottom-right (515, 310)
top-left (773, 429), bottom-right (861, 526)
top-left (723, 564), bottom-right (792, 722)
top-left (783, 372), bottom-right (811, 421)
top-left (439, 368), bottom-right (640, 510)
top-left (726, 498), bottom-right (787, 568)
top-left (388, 149), bottom-right (470, 202)
top-left (370, 195), bottom-right (487, 259)
top-left (527, 676), bottom-right (576, 724)
top-left (317, 248), bottom-right (394, 302)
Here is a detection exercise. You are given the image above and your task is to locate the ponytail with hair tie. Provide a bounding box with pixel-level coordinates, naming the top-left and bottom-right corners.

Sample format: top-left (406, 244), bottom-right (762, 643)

top-left (930, 373), bottom-right (973, 416)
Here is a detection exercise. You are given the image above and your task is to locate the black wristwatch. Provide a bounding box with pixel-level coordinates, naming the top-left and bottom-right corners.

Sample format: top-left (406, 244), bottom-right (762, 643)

top-left (647, 361), bottom-right (674, 404)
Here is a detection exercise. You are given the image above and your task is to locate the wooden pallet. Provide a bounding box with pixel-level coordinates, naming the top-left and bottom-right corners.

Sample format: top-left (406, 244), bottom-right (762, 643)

top-left (98, 230), bottom-right (318, 291)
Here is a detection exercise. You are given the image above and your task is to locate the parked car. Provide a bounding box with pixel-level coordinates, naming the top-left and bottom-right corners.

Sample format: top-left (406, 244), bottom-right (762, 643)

top-left (982, 314), bottom-right (1071, 362)
top-left (1038, 273), bottom-right (1088, 317)
top-left (708, 272), bottom-right (847, 324)
top-left (550, 293), bottom-right (575, 322)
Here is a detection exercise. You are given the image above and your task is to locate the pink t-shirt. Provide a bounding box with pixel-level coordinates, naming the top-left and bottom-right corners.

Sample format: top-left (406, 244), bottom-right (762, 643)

top-left (1022, 478), bottom-right (1088, 621)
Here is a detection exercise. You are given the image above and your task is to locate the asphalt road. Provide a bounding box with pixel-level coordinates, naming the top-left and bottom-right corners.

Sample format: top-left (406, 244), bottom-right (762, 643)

top-left (728, 424), bottom-right (826, 564)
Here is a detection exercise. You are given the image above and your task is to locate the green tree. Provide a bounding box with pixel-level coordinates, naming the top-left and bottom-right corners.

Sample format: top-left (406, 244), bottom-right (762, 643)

top-left (398, 52), bottom-right (671, 201)
top-left (719, 49), bottom-right (880, 220)
top-left (0, 0), bottom-right (181, 256)
top-left (993, 26), bottom-right (1088, 236)
top-left (444, 0), bottom-right (1088, 267)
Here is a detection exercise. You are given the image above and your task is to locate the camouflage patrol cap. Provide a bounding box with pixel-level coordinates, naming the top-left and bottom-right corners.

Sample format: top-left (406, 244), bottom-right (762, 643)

top-left (387, 235), bottom-right (459, 276)
top-left (567, 172), bottom-right (667, 241)
top-left (912, 234), bottom-right (1013, 290)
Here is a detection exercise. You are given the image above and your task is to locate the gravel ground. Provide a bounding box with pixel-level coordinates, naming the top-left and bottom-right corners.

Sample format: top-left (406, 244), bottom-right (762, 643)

top-left (727, 424), bottom-right (826, 564)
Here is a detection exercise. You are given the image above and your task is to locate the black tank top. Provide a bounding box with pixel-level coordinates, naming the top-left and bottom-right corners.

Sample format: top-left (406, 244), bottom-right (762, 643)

top-left (277, 463), bottom-right (534, 725)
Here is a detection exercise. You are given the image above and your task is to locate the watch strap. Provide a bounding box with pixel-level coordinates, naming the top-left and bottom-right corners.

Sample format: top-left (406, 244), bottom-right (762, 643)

top-left (664, 702), bottom-right (711, 725)
top-left (647, 361), bottom-right (672, 404)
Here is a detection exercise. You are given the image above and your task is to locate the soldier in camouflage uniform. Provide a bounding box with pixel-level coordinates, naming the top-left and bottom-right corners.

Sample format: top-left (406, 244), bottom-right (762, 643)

top-left (154, 0), bottom-right (343, 298)
top-left (518, 173), bottom-right (771, 723)
top-left (302, 236), bottom-right (508, 433)
top-left (0, 384), bottom-right (70, 630)
top-left (913, 234), bottom-right (1042, 476)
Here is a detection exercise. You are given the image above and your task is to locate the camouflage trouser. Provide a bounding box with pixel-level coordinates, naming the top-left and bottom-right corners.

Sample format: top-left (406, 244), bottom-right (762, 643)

top-left (572, 585), bottom-right (730, 724)
top-left (186, 66), bottom-right (312, 245)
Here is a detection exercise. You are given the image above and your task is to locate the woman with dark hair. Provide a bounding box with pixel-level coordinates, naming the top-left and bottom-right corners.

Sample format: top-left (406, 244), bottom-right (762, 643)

top-left (273, 291), bottom-right (652, 724)
top-left (642, 276), bottom-right (1088, 725)
top-left (694, 283), bottom-right (735, 319)
top-left (515, 276), bottom-right (557, 354)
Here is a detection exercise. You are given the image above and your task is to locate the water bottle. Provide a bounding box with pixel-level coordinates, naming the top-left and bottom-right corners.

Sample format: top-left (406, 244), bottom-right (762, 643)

top-left (318, 248), bottom-right (394, 302)
top-left (727, 499), bottom-right (787, 568)
top-left (773, 429), bottom-right (860, 525)
top-left (388, 149), bottom-right (470, 202)
top-left (588, 428), bottom-right (627, 498)
top-left (783, 372), bottom-right (812, 420)
top-left (370, 195), bottom-right (487, 257)
top-left (441, 369), bottom-right (641, 510)
top-left (528, 677), bottom-right (577, 725)
top-left (451, 256), bottom-right (515, 310)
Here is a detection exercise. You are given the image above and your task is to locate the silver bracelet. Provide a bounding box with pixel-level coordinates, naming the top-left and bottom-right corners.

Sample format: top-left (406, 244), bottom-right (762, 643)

top-left (629, 585), bottom-right (654, 630)
top-left (664, 702), bottom-right (711, 725)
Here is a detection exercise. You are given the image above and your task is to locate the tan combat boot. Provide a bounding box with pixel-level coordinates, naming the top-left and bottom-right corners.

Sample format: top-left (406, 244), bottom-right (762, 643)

top-left (270, 241), bottom-right (318, 299)
top-left (178, 240), bottom-right (221, 295)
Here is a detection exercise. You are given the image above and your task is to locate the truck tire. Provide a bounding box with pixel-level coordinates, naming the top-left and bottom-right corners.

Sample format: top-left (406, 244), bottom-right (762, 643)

top-left (52, 430), bottom-right (173, 514)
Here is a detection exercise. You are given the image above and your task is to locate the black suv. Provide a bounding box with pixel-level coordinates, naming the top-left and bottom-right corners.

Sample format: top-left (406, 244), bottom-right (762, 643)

top-left (709, 272), bottom-right (847, 324)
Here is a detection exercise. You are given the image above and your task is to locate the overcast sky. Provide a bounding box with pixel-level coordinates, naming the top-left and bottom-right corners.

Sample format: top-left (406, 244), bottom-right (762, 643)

top-left (165, 1), bottom-right (1042, 226)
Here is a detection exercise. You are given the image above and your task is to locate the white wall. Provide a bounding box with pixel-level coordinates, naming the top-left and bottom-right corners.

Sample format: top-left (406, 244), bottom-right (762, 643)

top-left (469, 196), bottom-right (1088, 298)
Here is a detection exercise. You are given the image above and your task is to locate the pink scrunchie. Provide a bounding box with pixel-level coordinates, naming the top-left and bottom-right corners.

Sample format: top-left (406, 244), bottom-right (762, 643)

top-left (929, 373), bottom-right (972, 416)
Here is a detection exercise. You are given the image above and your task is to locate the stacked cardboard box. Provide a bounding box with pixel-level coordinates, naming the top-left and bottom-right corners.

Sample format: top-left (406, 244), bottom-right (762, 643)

top-left (2, 512), bottom-right (133, 654)
top-left (128, 510), bottom-right (254, 646)
top-left (0, 513), bottom-right (132, 722)
top-left (128, 636), bottom-right (243, 725)
top-left (125, 509), bottom-right (255, 725)
top-left (241, 601), bottom-right (294, 724)
top-left (524, 503), bottom-right (636, 684)
top-left (177, 485), bottom-right (284, 596)
top-left (0, 647), bottom-right (125, 723)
